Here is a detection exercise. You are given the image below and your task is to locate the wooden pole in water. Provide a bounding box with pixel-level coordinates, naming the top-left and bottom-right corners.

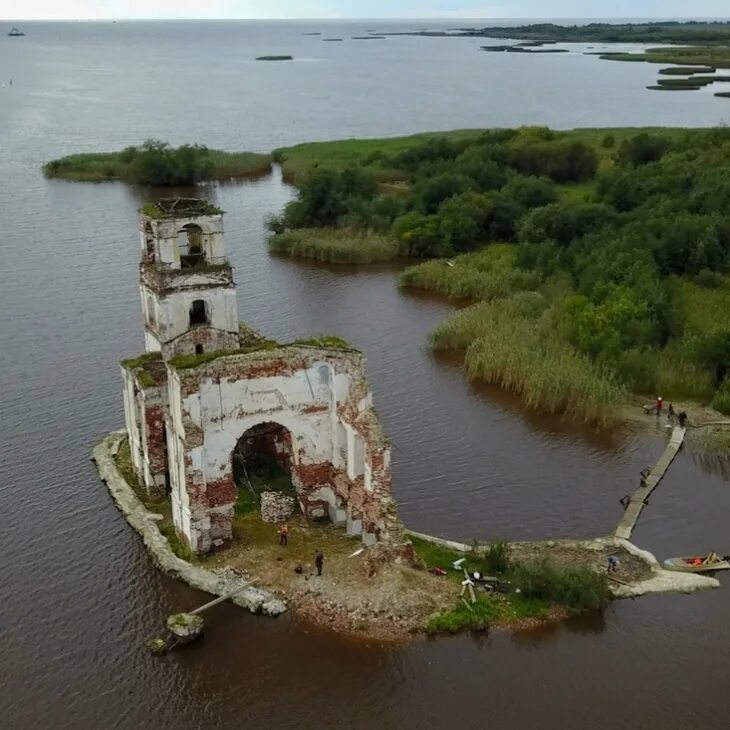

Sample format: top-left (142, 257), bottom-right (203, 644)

top-left (148, 579), bottom-right (260, 654)
top-left (189, 578), bottom-right (259, 615)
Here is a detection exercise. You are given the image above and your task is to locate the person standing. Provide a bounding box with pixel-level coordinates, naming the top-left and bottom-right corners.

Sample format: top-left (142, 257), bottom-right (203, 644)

top-left (678, 411), bottom-right (688, 428)
top-left (278, 523), bottom-right (289, 546)
top-left (667, 402), bottom-right (676, 423)
top-left (656, 396), bottom-right (663, 416)
top-left (314, 550), bottom-right (324, 576)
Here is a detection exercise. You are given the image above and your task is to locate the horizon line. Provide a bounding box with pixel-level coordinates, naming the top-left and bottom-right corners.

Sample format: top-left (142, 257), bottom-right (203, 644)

top-left (4, 15), bottom-right (730, 22)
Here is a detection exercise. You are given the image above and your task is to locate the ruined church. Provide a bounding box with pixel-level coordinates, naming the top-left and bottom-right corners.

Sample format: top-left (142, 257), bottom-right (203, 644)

top-left (121, 199), bottom-right (407, 555)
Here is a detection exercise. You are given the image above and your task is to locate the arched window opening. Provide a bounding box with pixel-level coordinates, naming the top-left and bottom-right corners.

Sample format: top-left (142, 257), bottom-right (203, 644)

top-left (189, 299), bottom-right (209, 326)
top-left (147, 295), bottom-right (156, 327)
top-left (317, 364), bottom-right (331, 386)
top-left (195, 344), bottom-right (204, 355)
top-left (144, 223), bottom-right (155, 259)
top-left (178, 224), bottom-right (205, 268)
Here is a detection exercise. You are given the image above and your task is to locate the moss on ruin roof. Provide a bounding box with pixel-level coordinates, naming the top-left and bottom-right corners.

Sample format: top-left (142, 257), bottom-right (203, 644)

top-left (140, 198), bottom-right (223, 219)
top-left (168, 341), bottom-right (280, 370)
top-left (168, 335), bottom-right (357, 372)
top-left (120, 352), bottom-right (162, 370)
top-left (291, 335), bottom-right (355, 351)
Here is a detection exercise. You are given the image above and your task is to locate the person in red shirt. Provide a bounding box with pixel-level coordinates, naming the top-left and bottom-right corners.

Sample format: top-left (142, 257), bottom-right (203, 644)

top-left (656, 396), bottom-right (663, 416)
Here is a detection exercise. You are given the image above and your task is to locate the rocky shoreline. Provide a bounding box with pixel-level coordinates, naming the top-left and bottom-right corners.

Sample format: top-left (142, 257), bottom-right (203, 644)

top-left (92, 431), bottom-right (286, 617)
top-left (93, 431), bottom-right (719, 643)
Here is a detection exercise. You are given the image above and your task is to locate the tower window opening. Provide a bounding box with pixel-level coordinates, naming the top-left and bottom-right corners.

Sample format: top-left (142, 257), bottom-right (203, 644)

top-left (189, 299), bottom-right (209, 326)
top-left (179, 223), bottom-right (205, 268)
top-left (144, 223), bottom-right (155, 259)
top-left (195, 344), bottom-right (204, 355)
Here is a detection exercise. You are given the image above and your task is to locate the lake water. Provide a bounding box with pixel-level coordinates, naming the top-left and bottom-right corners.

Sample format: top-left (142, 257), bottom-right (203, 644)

top-left (2, 20), bottom-right (730, 729)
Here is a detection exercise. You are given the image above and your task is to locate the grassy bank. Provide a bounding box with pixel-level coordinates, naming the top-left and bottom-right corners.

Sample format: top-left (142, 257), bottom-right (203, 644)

top-left (268, 227), bottom-right (400, 263)
top-left (410, 536), bottom-right (610, 634)
top-left (43, 141), bottom-right (271, 183)
top-left (272, 126), bottom-right (730, 421)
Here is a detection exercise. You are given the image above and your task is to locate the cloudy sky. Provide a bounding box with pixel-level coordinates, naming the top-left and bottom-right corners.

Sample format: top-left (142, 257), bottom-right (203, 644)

top-left (1, 0), bottom-right (729, 20)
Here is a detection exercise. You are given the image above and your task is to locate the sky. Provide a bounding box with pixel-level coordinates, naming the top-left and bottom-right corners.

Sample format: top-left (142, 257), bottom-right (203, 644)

top-left (1, 0), bottom-right (729, 21)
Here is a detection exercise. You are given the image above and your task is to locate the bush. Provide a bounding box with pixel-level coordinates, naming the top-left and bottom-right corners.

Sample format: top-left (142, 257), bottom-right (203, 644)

top-left (509, 559), bottom-right (610, 611)
top-left (508, 140), bottom-right (598, 182)
top-left (483, 539), bottom-right (511, 575)
top-left (426, 597), bottom-right (502, 634)
top-left (712, 377), bottom-right (730, 415)
top-left (616, 133), bottom-right (672, 166)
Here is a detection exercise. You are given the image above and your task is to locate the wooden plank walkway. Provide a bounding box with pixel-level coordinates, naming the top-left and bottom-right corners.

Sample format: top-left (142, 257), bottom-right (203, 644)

top-left (614, 426), bottom-right (686, 540)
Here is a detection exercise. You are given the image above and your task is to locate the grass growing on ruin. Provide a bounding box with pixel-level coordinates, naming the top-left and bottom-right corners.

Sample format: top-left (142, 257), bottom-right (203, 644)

top-left (114, 437), bottom-right (193, 561)
top-left (292, 335), bottom-right (353, 349)
top-left (268, 228), bottom-right (400, 263)
top-left (159, 522), bottom-right (194, 561)
top-left (168, 341), bottom-right (279, 370)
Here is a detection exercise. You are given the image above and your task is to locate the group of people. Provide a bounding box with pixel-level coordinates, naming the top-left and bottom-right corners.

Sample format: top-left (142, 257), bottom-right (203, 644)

top-left (278, 523), bottom-right (325, 576)
top-left (653, 397), bottom-right (688, 428)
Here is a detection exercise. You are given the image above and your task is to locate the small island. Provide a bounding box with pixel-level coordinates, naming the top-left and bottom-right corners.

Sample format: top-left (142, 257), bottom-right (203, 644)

top-left (7, 27), bottom-right (25, 37)
top-left (256, 55), bottom-right (294, 61)
top-left (43, 140), bottom-right (271, 183)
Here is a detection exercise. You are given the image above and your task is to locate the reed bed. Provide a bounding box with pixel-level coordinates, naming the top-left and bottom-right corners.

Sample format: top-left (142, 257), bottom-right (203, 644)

top-left (268, 228), bottom-right (399, 263)
top-left (399, 244), bottom-right (538, 301)
top-left (430, 300), bottom-right (624, 424)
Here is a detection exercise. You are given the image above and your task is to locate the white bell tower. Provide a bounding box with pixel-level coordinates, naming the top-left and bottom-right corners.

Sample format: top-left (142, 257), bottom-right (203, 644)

top-left (138, 199), bottom-right (240, 359)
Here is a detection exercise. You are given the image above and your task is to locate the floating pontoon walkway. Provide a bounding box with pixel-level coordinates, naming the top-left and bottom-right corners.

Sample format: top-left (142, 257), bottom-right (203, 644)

top-left (614, 426), bottom-right (686, 540)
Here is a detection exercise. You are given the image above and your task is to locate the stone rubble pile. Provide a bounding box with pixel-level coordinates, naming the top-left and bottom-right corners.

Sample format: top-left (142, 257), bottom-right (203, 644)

top-left (260, 491), bottom-right (296, 523)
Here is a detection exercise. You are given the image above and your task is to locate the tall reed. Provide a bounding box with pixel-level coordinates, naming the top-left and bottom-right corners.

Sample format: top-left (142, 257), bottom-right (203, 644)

top-left (268, 228), bottom-right (399, 263)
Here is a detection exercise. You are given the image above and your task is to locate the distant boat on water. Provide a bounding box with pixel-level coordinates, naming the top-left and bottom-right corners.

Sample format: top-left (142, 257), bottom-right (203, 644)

top-left (8, 28), bottom-right (25, 37)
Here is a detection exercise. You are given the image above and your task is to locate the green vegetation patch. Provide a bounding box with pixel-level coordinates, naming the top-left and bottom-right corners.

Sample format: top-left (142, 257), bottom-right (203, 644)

top-left (292, 335), bottom-right (353, 350)
top-left (600, 46), bottom-right (730, 69)
top-left (44, 140), bottom-right (271, 184)
top-left (399, 245), bottom-right (538, 301)
top-left (120, 352), bottom-right (162, 370)
top-left (453, 21), bottom-right (730, 45)
top-left (656, 77), bottom-right (713, 87)
top-left (415, 537), bottom-right (609, 634)
top-left (271, 126), bottom-right (730, 419)
top-left (168, 341), bottom-right (279, 370)
top-left (268, 228), bottom-right (400, 263)
top-left (647, 85), bottom-right (702, 91)
top-left (140, 199), bottom-right (222, 218)
top-left (159, 523), bottom-right (194, 561)
top-left (659, 66), bottom-right (716, 75)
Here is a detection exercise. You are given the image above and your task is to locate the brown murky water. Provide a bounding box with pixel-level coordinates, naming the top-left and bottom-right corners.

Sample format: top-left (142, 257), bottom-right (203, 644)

top-left (3, 20), bottom-right (730, 729)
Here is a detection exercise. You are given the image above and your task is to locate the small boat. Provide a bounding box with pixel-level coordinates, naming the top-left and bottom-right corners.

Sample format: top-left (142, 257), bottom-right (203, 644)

top-left (663, 552), bottom-right (730, 573)
top-left (8, 28), bottom-right (25, 37)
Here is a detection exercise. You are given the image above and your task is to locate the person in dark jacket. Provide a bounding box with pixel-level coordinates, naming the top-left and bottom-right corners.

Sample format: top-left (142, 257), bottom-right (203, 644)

top-left (314, 550), bottom-right (324, 576)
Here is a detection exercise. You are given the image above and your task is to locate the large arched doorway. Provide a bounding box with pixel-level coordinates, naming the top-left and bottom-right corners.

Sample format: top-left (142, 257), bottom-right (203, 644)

top-left (231, 422), bottom-right (296, 515)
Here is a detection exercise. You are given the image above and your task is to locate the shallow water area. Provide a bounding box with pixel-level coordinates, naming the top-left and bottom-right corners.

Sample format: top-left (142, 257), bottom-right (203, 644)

top-left (2, 19), bottom-right (730, 729)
